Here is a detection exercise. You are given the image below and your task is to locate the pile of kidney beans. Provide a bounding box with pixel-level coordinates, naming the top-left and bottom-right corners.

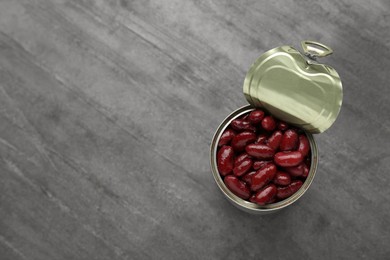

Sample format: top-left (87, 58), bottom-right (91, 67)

top-left (217, 109), bottom-right (311, 205)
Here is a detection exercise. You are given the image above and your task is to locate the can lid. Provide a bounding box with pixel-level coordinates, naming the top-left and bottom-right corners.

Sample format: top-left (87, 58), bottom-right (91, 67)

top-left (243, 41), bottom-right (343, 133)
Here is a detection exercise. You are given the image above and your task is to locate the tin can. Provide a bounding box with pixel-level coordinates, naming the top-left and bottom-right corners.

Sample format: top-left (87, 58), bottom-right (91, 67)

top-left (210, 41), bottom-right (342, 214)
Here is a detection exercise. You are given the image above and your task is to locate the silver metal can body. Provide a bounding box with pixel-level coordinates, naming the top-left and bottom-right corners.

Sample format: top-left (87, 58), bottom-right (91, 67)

top-left (210, 105), bottom-right (319, 214)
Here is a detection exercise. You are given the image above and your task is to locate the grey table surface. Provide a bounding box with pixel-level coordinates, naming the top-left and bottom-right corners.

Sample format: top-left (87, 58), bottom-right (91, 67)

top-left (0, 0), bottom-right (389, 259)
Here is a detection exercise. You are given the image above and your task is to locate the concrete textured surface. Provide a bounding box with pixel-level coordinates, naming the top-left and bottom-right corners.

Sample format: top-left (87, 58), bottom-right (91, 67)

top-left (0, 0), bottom-right (389, 259)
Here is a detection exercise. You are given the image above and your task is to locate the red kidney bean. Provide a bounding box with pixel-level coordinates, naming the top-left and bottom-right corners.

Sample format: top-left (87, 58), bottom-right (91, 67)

top-left (217, 146), bottom-right (234, 176)
top-left (280, 129), bottom-right (299, 151)
top-left (261, 116), bottom-right (276, 131)
top-left (268, 197), bottom-right (277, 204)
top-left (255, 134), bottom-right (268, 144)
top-left (277, 121), bottom-right (289, 131)
top-left (253, 184), bottom-right (277, 205)
top-left (253, 160), bottom-right (272, 170)
top-left (298, 134), bottom-right (310, 157)
top-left (274, 151), bottom-right (304, 167)
top-left (230, 119), bottom-right (256, 132)
top-left (248, 109), bottom-right (265, 124)
top-left (273, 171), bottom-right (291, 186)
top-left (234, 153), bottom-right (251, 166)
top-left (301, 163), bottom-right (309, 178)
top-left (231, 131), bottom-right (256, 152)
top-left (224, 175), bottom-right (250, 199)
top-left (245, 144), bottom-right (275, 159)
top-left (240, 114), bottom-right (249, 120)
top-left (251, 163), bottom-right (277, 192)
top-left (242, 171), bottom-right (256, 185)
top-left (276, 180), bottom-right (303, 199)
top-left (267, 130), bottom-right (283, 150)
top-left (249, 194), bottom-right (257, 203)
top-left (233, 158), bottom-right (253, 177)
top-left (284, 163), bottom-right (305, 177)
top-left (218, 129), bottom-right (236, 147)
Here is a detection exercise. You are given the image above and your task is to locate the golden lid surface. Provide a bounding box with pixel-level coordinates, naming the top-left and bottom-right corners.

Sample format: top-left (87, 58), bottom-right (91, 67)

top-left (243, 41), bottom-right (343, 133)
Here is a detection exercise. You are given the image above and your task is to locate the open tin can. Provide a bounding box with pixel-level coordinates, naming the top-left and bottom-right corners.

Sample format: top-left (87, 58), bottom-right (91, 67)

top-left (210, 41), bottom-right (343, 214)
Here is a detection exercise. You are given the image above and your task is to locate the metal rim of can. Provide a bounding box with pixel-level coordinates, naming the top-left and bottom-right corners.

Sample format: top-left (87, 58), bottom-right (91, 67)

top-left (210, 105), bottom-right (319, 214)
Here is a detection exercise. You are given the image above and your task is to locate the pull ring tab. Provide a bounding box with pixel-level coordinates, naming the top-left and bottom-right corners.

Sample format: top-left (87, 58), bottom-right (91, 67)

top-left (301, 41), bottom-right (333, 60)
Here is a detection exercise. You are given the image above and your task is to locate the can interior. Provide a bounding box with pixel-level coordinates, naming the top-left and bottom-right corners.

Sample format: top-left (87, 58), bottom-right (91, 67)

top-left (210, 105), bottom-right (318, 214)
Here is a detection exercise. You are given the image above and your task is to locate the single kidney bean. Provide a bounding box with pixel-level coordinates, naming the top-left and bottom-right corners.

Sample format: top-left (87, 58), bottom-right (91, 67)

top-left (249, 194), bottom-right (257, 203)
top-left (253, 160), bottom-right (272, 170)
top-left (240, 114), bottom-right (249, 120)
top-left (233, 158), bottom-right (253, 177)
top-left (280, 129), bottom-right (299, 151)
top-left (248, 109), bottom-right (265, 124)
top-left (301, 163), bottom-right (310, 178)
top-left (251, 163), bottom-right (277, 192)
top-left (231, 131), bottom-right (256, 152)
top-left (253, 184), bottom-right (277, 205)
top-left (230, 119), bottom-right (256, 132)
top-left (217, 146), bottom-right (234, 176)
top-left (284, 163), bottom-right (305, 177)
top-left (268, 197), bottom-right (277, 204)
top-left (276, 180), bottom-right (303, 199)
top-left (255, 134), bottom-right (268, 144)
top-left (261, 116), bottom-right (276, 131)
top-left (298, 134), bottom-right (310, 157)
top-left (267, 130), bottom-right (283, 150)
top-left (245, 144), bottom-right (275, 159)
top-left (242, 171), bottom-right (256, 185)
top-left (234, 153), bottom-right (251, 166)
top-left (224, 175), bottom-right (251, 199)
top-left (274, 151), bottom-right (304, 167)
top-left (218, 129), bottom-right (236, 147)
top-left (277, 121), bottom-right (289, 131)
top-left (273, 171), bottom-right (291, 186)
